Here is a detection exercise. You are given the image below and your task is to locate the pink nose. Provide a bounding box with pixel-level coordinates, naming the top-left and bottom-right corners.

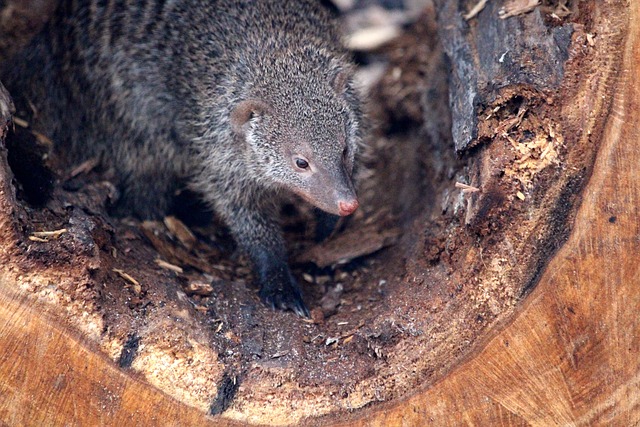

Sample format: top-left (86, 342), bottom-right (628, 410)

top-left (338, 199), bottom-right (359, 216)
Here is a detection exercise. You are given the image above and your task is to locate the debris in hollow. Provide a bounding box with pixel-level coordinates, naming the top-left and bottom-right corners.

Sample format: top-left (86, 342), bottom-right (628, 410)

top-left (298, 225), bottom-right (401, 268)
top-left (499, 0), bottom-right (540, 20)
top-left (455, 182), bottom-right (480, 194)
top-left (29, 228), bottom-right (67, 241)
top-left (113, 268), bottom-right (142, 295)
top-left (464, 0), bottom-right (488, 21)
top-left (155, 258), bottom-right (184, 274)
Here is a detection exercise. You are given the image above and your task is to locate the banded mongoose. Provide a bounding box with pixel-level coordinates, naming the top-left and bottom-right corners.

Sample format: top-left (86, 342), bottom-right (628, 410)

top-left (4, 0), bottom-right (363, 317)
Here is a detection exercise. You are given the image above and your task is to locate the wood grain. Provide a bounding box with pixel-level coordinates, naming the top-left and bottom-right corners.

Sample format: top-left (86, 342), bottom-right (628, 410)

top-left (0, 288), bottom-right (245, 426)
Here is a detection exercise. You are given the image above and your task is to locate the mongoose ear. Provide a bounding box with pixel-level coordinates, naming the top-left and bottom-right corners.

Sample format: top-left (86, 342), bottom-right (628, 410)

top-left (230, 99), bottom-right (270, 137)
top-left (330, 67), bottom-right (351, 95)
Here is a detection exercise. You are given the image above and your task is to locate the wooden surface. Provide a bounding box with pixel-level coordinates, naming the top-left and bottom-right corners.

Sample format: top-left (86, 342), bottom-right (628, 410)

top-left (435, 0), bottom-right (573, 151)
top-left (327, 2), bottom-right (640, 425)
top-left (0, 291), bottom-right (234, 426)
top-left (1, 2), bottom-right (639, 426)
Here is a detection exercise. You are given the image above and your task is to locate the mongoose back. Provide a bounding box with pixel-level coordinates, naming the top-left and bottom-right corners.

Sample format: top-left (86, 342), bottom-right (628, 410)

top-left (4, 0), bottom-right (363, 317)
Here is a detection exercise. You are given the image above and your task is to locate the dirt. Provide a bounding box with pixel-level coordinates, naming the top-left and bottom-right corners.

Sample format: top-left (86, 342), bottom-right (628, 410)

top-left (0, 1), bottom-right (611, 425)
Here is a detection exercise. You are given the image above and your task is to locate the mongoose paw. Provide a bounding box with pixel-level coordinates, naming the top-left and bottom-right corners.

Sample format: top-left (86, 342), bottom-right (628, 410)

top-left (259, 280), bottom-right (310, 318)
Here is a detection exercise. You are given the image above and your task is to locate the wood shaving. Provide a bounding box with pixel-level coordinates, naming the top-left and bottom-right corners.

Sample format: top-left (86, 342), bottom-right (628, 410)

top-left (68, 158), bottom-right (99, 179)
top-left (184, 282), bottom-right (214, 296)
top-left (163, 216), bottom-right (197, 250)
top-left (504, 123), bottom-right (563, 187)
top-left (499, 0), bottom-right (540, 19)
top-left (496, 106), bottom-right (527, 135)
top-left (13, 116), bottom-right (28, 127)
top-left (113, 268), bottom-right (142, 295)
top-left (155, 258), bottom-right (184, 274)
top-left (30, 228), bottom-right (67, 241)
top-left (464, 0), bottom-right (488, 21)
top-left (455, 182), bottom-right (480, 194)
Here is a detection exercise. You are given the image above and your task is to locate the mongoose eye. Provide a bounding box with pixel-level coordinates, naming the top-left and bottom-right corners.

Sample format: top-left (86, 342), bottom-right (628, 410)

top-left (295, 158), bottom-right (309, 170)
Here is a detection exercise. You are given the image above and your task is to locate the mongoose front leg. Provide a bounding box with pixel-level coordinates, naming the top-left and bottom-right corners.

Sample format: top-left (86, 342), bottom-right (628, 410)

top-left (216, 200), bottom-right (310, 318)
top-left (251, 242), bottom-right (310, 318)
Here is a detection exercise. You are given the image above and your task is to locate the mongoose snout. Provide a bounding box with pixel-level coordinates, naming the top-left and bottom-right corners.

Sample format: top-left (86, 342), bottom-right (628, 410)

top-left (338, 199), bottom-right (359, 216)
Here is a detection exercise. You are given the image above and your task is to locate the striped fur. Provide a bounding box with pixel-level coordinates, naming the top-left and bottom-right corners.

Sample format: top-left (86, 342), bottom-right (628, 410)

top-left (3, 0), bottom-right (362, 316)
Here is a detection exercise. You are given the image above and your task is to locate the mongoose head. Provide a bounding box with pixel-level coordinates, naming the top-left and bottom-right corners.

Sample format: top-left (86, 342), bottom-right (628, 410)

top-left (231, 55), bottom-right (361, 217)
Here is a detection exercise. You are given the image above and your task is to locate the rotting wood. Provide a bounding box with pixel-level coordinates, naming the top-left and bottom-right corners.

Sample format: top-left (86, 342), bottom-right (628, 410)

top-left (435, 0), bottom-right (573, 151)
top-left (296, 225), bottom-right (401, 268)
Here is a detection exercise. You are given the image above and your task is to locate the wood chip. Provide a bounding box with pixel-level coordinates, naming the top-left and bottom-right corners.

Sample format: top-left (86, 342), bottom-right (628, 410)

top-left (31, 130), bottom-right (53, 147)
top-left (113, 268), bottom-right (142, 295)
top-left (141, 221), bottom-right (214, 273)
top-left (345, 25), bottom-right (401, 51)
top-left (155, 258), bottom-right (184, 274)
top-left (163, 216), bottom-right (197, 250)
top-left (184, 282), bottom-right (214, 296)
top-left (455, 182), bottom-right (480, 194)
top-left (297, 224), bottom-right (401, 268)
top-left (30, 228), bottom-right (68, 242)
top-left (516, 191), bottom-right (526, 201)
top-left (464, 0), bottom-right (488, 21)
top-left (13, 117), bottom-right (28, 128)
top-left (499, 0), bottom-right (540, 19)
top-left (68, 158), bottom-right (99, 179)
top-left (270, 351), bottom-right (290, 359)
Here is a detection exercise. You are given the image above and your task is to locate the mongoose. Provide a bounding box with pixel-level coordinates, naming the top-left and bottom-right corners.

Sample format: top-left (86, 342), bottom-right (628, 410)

top-left (3, 0), bottom-right (363, 317)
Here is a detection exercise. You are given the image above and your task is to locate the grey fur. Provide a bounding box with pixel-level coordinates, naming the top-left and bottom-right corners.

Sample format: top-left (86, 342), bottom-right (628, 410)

top-left (3, 0), bottom-right (363, 316)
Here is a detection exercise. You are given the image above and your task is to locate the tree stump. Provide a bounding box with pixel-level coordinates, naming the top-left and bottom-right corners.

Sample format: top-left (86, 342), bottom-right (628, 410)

top-left (0, 1), bottom-right (638, 425)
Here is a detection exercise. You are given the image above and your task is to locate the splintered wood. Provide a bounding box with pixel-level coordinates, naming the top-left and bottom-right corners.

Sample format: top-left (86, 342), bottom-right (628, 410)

top-left (504, 123), bottom-right (563, 187)
top-left (464, 0), bottom-right (488, 21)
top-left (297, 224), bottom-right (401, 268)
top-left (163, 216), bottom-right (197, 250)
top-left (155, 258), bottom-right (184, 274)
top-left (455, 182), bottom-right (480, 194)
top-left (28, 228), bottom-right (67, 242)
top-left (140, 220), bottom-right (213, 274)
top-left (183, 282), bottom-right (214, 296)
top-left (113, 268), bottom-right (142, 295)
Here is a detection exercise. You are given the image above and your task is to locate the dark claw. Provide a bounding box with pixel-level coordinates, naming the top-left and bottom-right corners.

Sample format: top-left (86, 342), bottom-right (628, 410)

top-left (259, 277), bottom-right (310, 318)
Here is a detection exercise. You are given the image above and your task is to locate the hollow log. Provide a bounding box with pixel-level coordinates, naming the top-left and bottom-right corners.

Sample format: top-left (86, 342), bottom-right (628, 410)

top-left (0, 0), bottom-right (638, 425)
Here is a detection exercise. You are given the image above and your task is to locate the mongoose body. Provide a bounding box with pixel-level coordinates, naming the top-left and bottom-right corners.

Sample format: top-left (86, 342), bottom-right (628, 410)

top-left (4, 0), bottom-right (363, 316)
